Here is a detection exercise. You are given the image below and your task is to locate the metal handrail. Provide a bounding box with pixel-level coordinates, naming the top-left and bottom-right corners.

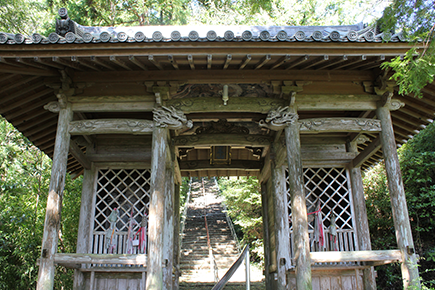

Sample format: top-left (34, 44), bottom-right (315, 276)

top-left (214, 177), bottom-right (242, 254)
top-left (211, 245), bottom-right (250, 290)
top-left (203, 178), bottom-right (219, 282)
top-left (179, 177), bottom-right (192, 251)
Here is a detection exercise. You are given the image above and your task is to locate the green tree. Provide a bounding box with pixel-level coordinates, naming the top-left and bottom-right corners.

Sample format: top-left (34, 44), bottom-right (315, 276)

top-left (0, 117), bottom-right (82, 289)
top-left (363, 122), bottom-right (435, 288)
top-left (378, 0), bottom-right (435, 97)
top-left (217, 177), bottom-right (264, 263)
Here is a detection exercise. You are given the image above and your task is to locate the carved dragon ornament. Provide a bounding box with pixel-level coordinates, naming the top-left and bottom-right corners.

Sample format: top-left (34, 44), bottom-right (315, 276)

top-left (153, 106), bottom-right (193, 130)
top-left (259, 106), bottom-right (299, 131)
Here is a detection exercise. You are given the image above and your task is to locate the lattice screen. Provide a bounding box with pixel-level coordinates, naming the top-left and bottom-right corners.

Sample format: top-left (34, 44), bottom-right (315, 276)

top-left (92, 169), bottom-right (151, 255)
top-left (287, 167), bottom-right (358, 254)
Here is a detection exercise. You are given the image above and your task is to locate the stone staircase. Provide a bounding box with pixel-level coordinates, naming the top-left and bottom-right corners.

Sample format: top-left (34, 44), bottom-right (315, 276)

top-left (179, 178), bottom-right (240, 283)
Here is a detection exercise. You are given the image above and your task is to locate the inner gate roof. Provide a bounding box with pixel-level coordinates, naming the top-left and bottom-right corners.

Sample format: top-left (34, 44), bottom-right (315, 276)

top-left (0, 10), bottom-right (434, 176)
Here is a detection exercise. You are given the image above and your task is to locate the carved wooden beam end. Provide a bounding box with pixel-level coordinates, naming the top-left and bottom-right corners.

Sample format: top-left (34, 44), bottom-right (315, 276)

top-left (259, 106), bottom-right (299, 131)
top-left (260, 107), bottom-right (382, 133)
top-left (153, 106), bottom-right (193, 130)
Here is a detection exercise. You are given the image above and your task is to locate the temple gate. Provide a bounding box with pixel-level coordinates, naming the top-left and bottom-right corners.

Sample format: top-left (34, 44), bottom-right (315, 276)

top-left (0, 8), bottom-right (434, 290)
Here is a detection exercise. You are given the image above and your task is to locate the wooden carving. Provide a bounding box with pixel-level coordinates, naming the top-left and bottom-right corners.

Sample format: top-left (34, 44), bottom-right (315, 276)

top-left (259, 106), bottom-right (298, 130)
top-left (299, 118), bottom-right (381, 132)
top-left (44, 101), bottom-right (62, 113)
top-left (153, 106), bottom-right (193, 130)
top-left (69, 119), bottom-right (154, 135)
top-left (195, 119), bottom-right (249, 135)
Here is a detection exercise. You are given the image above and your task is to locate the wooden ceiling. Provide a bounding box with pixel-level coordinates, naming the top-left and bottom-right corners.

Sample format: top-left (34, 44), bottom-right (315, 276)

top-left (0, 30), bottom-right (434, 177)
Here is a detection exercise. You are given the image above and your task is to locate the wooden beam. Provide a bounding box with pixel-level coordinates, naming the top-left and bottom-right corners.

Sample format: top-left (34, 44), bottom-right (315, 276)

top-left (207, 54), bottom-right (212, 70)
top-left (166, 95), bottom-right (380, 114)
top-left (128, 56), bottom-right (148, 70)
top-left (54, 253), bottom-right (147, 265)
top-left (72, 69), bottom-right (374, 84)
top-left (351, 137), bottom-right (382, 168)
top-left (299, 118), bottom-right (381, 133)
top-left (69, 119), bottom-right (154, 135)
top-left (270, 55), bottom-right (291, 70)
top-left (0, 63), bottom-right (57, 76)
top-left (239, 55), bottom-right (251, 70)
top-left (173, 134), bottom-right (272, 147)
top-left (223, 54), bottom-right (232, 69)
top-left (310, 250), bottom-right (402, 264)
top-left (69, 140), bottom-right (91, 169)
top-left (179, 160), bottom-right (262, 171)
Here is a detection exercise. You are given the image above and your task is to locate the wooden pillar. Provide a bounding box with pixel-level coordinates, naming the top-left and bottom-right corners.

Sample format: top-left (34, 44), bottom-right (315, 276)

top-left (173, 183), bottom-right (181, 290)
top-left (376, 104), bottom-right (420, 289)
top-left (163, 167), bottom-right (174, 290)
top-left (348, 141), bottom-right (376, 290)
top-left (261, 181), bottom-right (273, 289)
top-left (37, 100), bottom-right (73, 290)
top-left (146, 125), bottom-right (168, 290)
top-left (74, 166), bottom-right (96, 290)
top-left (285, 122), bottom-right (312, 290)
top-left (271, 163), bottom-right (292, 290)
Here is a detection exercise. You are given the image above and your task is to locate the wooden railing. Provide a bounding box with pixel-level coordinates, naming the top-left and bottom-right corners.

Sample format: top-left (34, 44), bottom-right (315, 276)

top-left (310, 249), bottom-right (402, 266)
top-left (212, 245), bottom-right (250, 290)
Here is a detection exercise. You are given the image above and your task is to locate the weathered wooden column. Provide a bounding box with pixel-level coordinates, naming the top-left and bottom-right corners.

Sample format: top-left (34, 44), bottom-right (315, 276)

top-left (147, 105), bottom-right (192, 290)
top-left (163, 166), bottom-right (175, 290)
top-left (348, 138), bottom-right (376, 290)
top-left (270, 161), bottom-right (292, 289)
top-left (260, 181), bottom-right (274, 289)
top-left (173, 182), bottom-right (181, 290)
top-left (376, 96), bottom-right (420, 289)
top-left (260, 104), bottom-right (312, 290)
top-left (37, 95), bottom-right (73, 290)
top-left (74, 166), bottom-right (96, 290)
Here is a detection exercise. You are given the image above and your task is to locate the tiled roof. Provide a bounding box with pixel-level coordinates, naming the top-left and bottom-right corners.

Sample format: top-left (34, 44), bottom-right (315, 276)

top-left (0, 9), bottom-right (405, 45)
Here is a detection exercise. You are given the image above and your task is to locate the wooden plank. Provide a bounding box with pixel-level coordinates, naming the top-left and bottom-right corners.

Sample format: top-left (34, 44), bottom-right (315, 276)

top-left (69, 119), bottom-right (154, 135)
top-left (37, 102), bottom-right (73, 290)
top-left (54, 253), bottom-right (148, 265)
top-left (376, 105), bottom-right (420, 289)
top-left (173, 134), bottom-right (272, 147)
top-left (320, 277), bottom-right (331, 290)
top-left (310, 250), bottom-right (402, 263)
top-left (285, 121), bottom-right (312, 290)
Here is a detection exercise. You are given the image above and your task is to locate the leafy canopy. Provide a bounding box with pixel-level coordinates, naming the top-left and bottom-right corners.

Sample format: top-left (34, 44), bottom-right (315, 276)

top-left (379, 0), bottom-right (435, 97)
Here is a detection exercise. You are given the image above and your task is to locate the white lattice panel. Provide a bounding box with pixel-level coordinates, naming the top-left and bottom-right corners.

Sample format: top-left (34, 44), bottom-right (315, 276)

top-left (286, 167), bottom-right (357, 255)
top-left (92, 169), bottom-right (150, 255)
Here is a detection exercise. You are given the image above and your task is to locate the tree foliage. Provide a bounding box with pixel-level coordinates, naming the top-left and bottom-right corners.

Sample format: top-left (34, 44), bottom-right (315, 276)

top-left (217, 177), bottom-right (264, 263)
top-left (363, 121), bottom-right (435, 288)
top-left (0, 117), bottom-right (82, 289)
top-left (379, 0), bottom-right (435, 97)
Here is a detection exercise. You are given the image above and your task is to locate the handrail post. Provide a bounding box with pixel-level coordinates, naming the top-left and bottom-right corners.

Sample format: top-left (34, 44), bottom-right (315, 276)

top-left (245, 245), bottom-right (250, 290)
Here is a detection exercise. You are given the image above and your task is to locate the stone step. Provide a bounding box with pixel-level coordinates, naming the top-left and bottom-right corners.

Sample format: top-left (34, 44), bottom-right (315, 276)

top-left (179, 282), bottom-right (265, 290)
